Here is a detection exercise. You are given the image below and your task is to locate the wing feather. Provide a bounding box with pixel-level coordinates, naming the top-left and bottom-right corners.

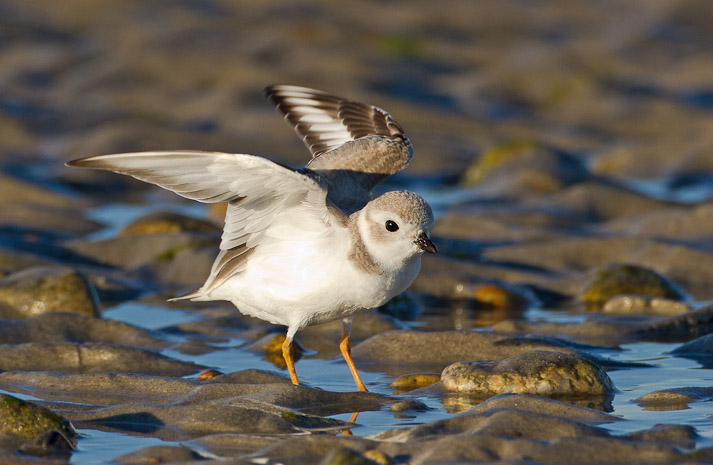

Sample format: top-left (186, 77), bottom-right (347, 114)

top-left (67, 150), bottom-right (336, 295)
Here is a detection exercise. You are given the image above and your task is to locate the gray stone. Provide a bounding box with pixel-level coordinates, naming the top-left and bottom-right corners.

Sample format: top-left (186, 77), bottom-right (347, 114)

top-left (0, 266), bottom-right (100, 318)
top-left (0, 342), bottom-right (203, 375)
top-left (0, 312), bottom-right (166, 347)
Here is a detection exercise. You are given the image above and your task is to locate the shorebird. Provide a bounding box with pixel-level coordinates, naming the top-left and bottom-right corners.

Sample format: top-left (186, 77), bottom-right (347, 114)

top-left (67, 85), bottom-right (436, 391)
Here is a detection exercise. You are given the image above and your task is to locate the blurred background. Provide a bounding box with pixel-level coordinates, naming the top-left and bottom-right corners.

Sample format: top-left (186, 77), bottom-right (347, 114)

top-left (3, 0), bottom-right (713, 184)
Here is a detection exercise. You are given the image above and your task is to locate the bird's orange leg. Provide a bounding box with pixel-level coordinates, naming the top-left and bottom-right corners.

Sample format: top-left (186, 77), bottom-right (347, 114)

top-left (340, 317), bottom-right (367, 391)
top-left (282, 334), bottom-right (300, 385)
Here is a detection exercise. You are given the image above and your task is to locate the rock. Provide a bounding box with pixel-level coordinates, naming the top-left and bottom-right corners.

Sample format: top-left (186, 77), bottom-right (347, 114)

top-left (18, 429), bottom-right (76, 457)
top-left (185, 432), bottom-right (277, 458)
top-left (0, 266), bottom-right (100, 318)
top-left (298, 310), bottom-right (405, 357)
top-left (248, 332), bottom-right (303, 369)
top-left (65, 232), bottom-right (216, 268)
top-left (0, 342), bottom-right (204, 376)
top-left (119, 211), bottom-right (219, 236)
top-left (579, 264), bottom-right (687, 307)
top-left (624, 424), bottom-right (697, 449)
top-left (634, 387), bottom-right (713, 411)
top-left (113, 445), bottom-right (206, 464)
top-left (319, 447), bottom-right (380, 465)
top-left (602, 295), bottom-right (691, 315)
top-left (389, 400), bottom-right (428, 413)
top-left (469, 393), bottom-right (619, 424)
top-left (249, 436), bottom-right (378, 465)
top-left (352, 330), bottom-right (595, 376)
top-left (0, 312), bottom-right (166, 347)
top-left (0, 394), bottom-right (76, 442)
top-left (461, 140), bottom-right (589, 195)
top-left (0, 372), bottom-right (198, 406)
top-left (494, 303), bottom-right (713, 345)
top-left (390, 373), bottom-right (441, 393)
top-left (672, 333), bottom-right (713, 355)
top-left (69, 398), bottom-right (347, 440)
top-left (440, 350), bottom-right (614, 396)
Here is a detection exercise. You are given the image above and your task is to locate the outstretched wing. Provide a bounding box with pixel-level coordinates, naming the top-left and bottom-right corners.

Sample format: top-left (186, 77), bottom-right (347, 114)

top-left (67, 150), bottom-right (335, 296)
top-left (265, 85), bottom-right (413, 196)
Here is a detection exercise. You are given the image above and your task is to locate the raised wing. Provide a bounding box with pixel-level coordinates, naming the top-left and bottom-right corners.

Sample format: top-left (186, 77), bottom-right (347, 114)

top-left (265, 84), bottom-right (413, 158)
top-left (67, 150), bottom-right (334, 295)
top-left (265, 84), bottom-right (413, 204)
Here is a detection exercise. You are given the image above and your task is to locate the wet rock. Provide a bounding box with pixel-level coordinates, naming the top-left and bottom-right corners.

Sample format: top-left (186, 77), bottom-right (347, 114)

top-left (248, 333), bottom-right (303, 369)
top-left (0, 266), bottom-right (100, 318)
top-left (137, 242), bottom-right (219, 289)
top-left (373, 400), bottom-right (608, 443)
top-left (186, 432), bottom-right (277, 459)
top-left (624, 424), bottom-right (697, 449)
top-left (390, 373), bottom-right (441, 394)
top-left (635, 387), bottom-right (713, 411)
top-left (113, 445), bottom-right (206, 464)
top-left (461, 140), bottom-right (589, 195)
top-left (469, 393), bottom-right (619, 424)
top-left (320, 447), bottom-right (381, 465)
top-left (405, 434), bottom-right (684, 465)
top-left (18, 429), bottom-right (75, 457)
top-left (0, 372), bottom-right (198, 406)
top-left (579, 264), bottom-right (687, 307)
top-left (298, 310), bottom-right (405, 357)
top-left (482, 237), bottom-right (713, 301)
top-left (602, 295), bottom-right (691, 316)
top-left (211, 369), bottom-right (292, 385)
top-left (672, 333), bottom-right (713, 355)
top-left (119, 211), bottom-right (219, 236)
top-left (0, 312), bottom-right (166, 347)
top-left (440, 351), bottom-right (614, 396)
top-left (0, 174), bottom-right (100, 236)
top-left (65, 232), bottom-right (215, 268)
top-left (389, 400), bottom-right (428, 414)
top-left (249, 436), bottom-right (378, 465)
top-left (494, 302), bottom-right (713, 345)
top-left (0, 394), bottom-right (76, 443)
top-left (69, 397), bottom-right (347, 440)
top-left (0, 342), bottom-right (203, 376)
top-left (352, 330), bottom-right (592, 375)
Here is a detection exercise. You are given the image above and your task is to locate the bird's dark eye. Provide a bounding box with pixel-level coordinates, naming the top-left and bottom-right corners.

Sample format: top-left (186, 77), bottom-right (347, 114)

top-left (385, 220), bottom-right (399, 232)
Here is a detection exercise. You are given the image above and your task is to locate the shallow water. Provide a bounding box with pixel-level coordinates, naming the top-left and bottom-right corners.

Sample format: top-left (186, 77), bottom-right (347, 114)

top-left (51, 297), bottom-right (713, 464)
top-left (6, 178), bottom-right (711, 462)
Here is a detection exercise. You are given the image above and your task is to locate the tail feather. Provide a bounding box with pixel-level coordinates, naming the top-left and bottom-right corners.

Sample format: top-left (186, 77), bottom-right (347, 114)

top-left (168, 288), bottom-right (204, 302)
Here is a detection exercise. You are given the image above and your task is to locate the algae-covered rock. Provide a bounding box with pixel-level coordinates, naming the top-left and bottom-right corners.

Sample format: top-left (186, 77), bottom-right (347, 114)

top-left (440, 350), bottom-right (614, 396)
top-left (0, 394), bottom-right (76, 442)
top-left (0, 266), bottom-right (100, 318)
top-left (579, 264), bottom-right (687, 307)
top-left (390, 373), bottom-right (441, 393)
top-left (461, 140), bottom-right (589, 194)
top-left (119, 211), bottom-right (219, 236)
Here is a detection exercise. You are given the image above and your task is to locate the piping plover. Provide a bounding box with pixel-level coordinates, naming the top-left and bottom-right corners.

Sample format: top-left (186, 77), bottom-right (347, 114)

top-left (67, 85), bottom-right (436, 391)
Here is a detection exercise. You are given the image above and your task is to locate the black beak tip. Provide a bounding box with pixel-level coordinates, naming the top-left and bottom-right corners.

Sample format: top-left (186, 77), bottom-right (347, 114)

top-left (415, 233), bottom-right (437, 254)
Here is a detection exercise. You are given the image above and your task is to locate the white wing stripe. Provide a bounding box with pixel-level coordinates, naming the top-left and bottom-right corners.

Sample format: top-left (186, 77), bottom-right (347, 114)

top-left (297, 114), bottom-right (334, 123)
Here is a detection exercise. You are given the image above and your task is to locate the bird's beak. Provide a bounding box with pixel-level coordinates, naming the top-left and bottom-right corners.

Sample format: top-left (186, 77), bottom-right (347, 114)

top-left (414, 232), bottom-right (437, 254)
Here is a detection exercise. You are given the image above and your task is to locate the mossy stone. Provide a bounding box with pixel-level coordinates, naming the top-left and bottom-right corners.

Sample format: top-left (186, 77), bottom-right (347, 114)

top-left (0, 394), bottom-right (76, 441)
top-left (579, 264), bottom-right (687, 306)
